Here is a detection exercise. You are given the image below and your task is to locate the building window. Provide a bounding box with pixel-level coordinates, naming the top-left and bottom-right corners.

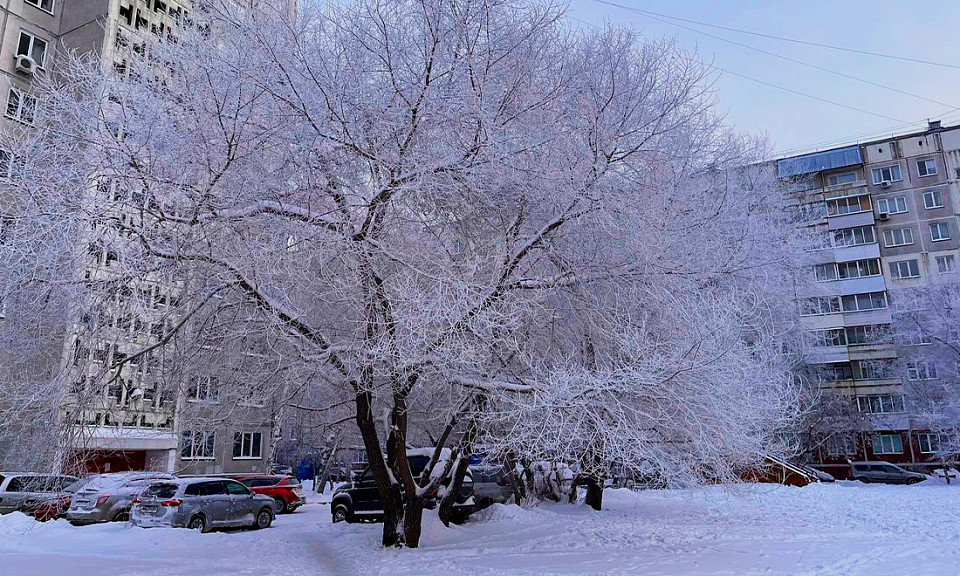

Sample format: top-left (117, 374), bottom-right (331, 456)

top-left (882, 227), bottom-right (914, 247)
top-left (918, 433), bottom-right (954, 454)
top-left (837, 259), bottom-right (880, 279)
top-left (810, 329), bottom-right (847, 347)
top-left (845, 324), bottom-right (891, 346)
top-left (917, 158), bottom-right (938, 177)
top-left (826, 195), bottom-right (870, 216)
top-left (814, 263), bottom-right (838, 282)
top-left (857, 395), bottom-right (904, 414)
top-left (889, 260), bottom-right (920, 279)
top-left (853, 359), bottom-right (896, 380)
top-left (16, 31), bottom-right (47, 69)
top-left (232, 432), bottom-right (263, 459)
top-left (876, 196), bottom-right (907, 215)
top-left (827, 172), bottom-right (858, 186)
top-left (930, 222), bottom-right (951, 242)
top-left (827, 434), bottom-right (857, 456)
top-left (907, 361), bottom-right (938, 380)
top-left (6, 89), bottom-right (37, 124)
top-left (936, 255), bottom-right (956, 274)
top-left (187, 375), bottom-right (219, 402)
top-left (801, 296), bottom-right (840, 316)
top-left (24, 0), bottom-right (54, 12)
top-left (872, 434), bottom-right (904, 455)
top-left (180, 431), bottom-right (215, 460)
top-left (872, 165), bottom-right (903, 184)
top-left (833, 226), bottom-right (875, 247)
top-left (0, 150), bottom-right (25, 181)
top-left (840, 292), bottom-right (887, 313)
top-left (923, 189), bottom-right (944, 209)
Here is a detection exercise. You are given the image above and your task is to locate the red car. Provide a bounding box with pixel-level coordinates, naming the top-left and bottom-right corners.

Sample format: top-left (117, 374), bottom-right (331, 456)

top-left (228, 475), bottom-right (305, 513)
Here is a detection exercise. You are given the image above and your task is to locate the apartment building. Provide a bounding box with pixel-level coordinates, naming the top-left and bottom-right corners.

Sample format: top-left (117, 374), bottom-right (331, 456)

top-left (778, 120), bottom-right (960, 477)
top-left (0, 0), bottom-right (284, 476)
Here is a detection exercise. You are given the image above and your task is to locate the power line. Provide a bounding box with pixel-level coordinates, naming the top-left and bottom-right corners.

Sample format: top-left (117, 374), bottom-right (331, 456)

top-left (589, 0), bottom-right (960, 70)
top-left (567, 16), bottom-right (907, 124)
top-left (591, 2), bottom-right (957, 110)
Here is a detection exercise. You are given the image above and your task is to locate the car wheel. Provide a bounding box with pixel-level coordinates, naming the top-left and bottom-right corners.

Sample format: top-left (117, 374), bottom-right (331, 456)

top-left (187, 515), bottom-right (208, 533)
top-left (857, 476), bottom-right (870, 484)
top-left (332, 504), bottom-right (349, 524)
top-left (273, 497), bottom-right (287, 514)
top-left (906, 477), bottom-right (922, 485)
top-left (113, 510), bottom-right (130, 522)
top-left (254, 508), bottom-right (273, 530)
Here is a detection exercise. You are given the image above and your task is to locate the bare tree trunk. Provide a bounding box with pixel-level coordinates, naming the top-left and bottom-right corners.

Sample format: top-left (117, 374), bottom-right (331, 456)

top-left (504, 450), bottom-right (524, 504)
top-left (568, 476), bottom-right (580, 504)
top-left (355, 388), bottom-right (403, 548)
top-left (317, 435), bottom-right (341, 494)
top-left (584, 477), bottom-right (603, 511)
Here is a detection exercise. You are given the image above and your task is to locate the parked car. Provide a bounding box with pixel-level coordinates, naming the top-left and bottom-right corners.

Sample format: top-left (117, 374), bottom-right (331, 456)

top-left (850, 461), bottom-right (928, 484)
top-left (21, 477), bottom-right (89, 522)
top-left (469, 465), bottom-right (515, 509)
top-left (270, 465), bottom-right (294, 476)
top-left (66, 472), bottom-right (175, 525)
top-left (228, 474), bottom-right (305, 514)
top-left (0, 473), bottom-right (78, 516)
top-left (131, 477), bottom-right (275, 533)
top-left (331, 454), bottom-right (473, 524)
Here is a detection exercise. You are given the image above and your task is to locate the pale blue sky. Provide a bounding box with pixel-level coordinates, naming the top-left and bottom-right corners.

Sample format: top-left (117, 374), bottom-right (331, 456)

top-left (567, 0), bottom-right (960, 156)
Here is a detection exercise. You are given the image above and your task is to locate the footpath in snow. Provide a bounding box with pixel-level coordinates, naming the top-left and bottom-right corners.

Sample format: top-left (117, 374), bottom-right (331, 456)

top-left (1, 481), bottom-right (959, 576)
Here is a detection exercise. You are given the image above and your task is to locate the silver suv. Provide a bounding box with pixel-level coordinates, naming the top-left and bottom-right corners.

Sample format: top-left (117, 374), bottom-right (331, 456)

top-left (850, 461), bottom-right (927, 484)
top-left (67, 472), bottom-right (175, 525)
top-left (0, 473), bottom-right (78, 515)
top-left (131, 478), bottom-right (276, 533)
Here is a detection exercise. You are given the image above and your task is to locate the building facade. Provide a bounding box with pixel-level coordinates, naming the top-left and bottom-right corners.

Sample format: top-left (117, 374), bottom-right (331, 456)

top-left (778, 120), bottom-right (960, 477)
top-left (0, 0), bottom-right (282, 476)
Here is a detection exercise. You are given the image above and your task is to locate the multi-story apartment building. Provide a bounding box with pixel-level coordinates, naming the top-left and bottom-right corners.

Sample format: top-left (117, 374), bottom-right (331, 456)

top-left (0, 0), bottom-right (281, 476)
top-left (778, 120), bottom-right (960, 477)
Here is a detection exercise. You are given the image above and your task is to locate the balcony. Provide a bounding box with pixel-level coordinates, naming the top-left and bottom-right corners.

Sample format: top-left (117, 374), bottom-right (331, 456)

top-left (837, 275), bottom-right (886, 295)
top-left (833, 243), bottom-right (880, 263)
top-left (823, 180), bottom-right (869, 197)
top-left (828, 210), bottom-right (875, 230)
top-left (806, 346), bottom-right (850, 364)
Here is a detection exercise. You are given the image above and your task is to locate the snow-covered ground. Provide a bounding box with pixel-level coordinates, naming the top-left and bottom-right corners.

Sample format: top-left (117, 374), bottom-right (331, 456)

top-left (2, 481), bottom-right (959, 576)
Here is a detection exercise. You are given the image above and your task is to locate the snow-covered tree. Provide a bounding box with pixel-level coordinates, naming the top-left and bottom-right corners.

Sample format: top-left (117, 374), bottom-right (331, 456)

top-left (2, 0), bottom-right (802, 547)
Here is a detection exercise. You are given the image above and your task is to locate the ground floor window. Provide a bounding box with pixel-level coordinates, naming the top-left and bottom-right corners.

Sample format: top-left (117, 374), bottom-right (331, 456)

top-left (233, 431), bottom-right (262, 459)
top-left (918, 433), bottom-right (955, 454)
top-left (180, 431), bottom-right (215, 460)
top-left (827, 434), bottom-right (857, 456)
top-left (873, 433), bottom-right (903, 455)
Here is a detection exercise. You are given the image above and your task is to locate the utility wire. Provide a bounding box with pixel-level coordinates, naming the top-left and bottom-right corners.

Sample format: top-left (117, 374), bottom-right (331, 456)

top-left (590, 0), bottom-right (960, 70)
top-left (590, 2), bottom-right (957, 110)
top-left (567, 16), bottom-right (907, 124)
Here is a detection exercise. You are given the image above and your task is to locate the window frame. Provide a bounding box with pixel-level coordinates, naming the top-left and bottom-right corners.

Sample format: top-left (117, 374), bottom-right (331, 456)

top-left (23, 0), bottom-right (54, 14)
top-left (882, 227), bottom-right (914, 248)
top-left (232, 431), bottom-right (263, 460)
top-left (930, 222), bottom-right (951, 242)
top-left (180, 431), bottom-right (215, 460)
top-left (876, 196), bottom-right (907, 215)
top-left (0, 149), bottom-right (24, 181)
top-left (906, 361), bottom-right (938, 381)
top-left (16, 30), bottom-right (48, 69)
top-left (827, 172), bottom-right (858, 186)
top-left (923, 189), bottom-right (944, 209)
top-left (827, 434), bottom-right (857, 456)
top-left (889, 259), bottom-right (920, 279)
top-left (917, 158), bottom-right (938, 178)
top-left (872, 433), bottom-right (904, 455)
top-left (872, 164), bottom-right (903, 184)
top-left (936, 254), bottom-right (956, 274)
top-left (5, 89), bottom-right (37, 125)
top-left (826, 194), bottom-right (871, 217)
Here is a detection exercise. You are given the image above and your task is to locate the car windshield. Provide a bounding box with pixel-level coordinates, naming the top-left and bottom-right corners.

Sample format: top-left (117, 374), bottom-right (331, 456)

top-left (143, 483), bottom-right (178, 499)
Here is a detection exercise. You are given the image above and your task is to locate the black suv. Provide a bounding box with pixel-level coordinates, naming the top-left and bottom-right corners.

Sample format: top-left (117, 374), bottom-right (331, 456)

top-left (331, 455), bottom-right (473, 523)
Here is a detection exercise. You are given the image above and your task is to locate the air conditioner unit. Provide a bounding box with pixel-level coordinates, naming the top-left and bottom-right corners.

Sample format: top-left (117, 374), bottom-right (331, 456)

top-left (879, 181), bottom-right (891, 188)
top-left (14, 54), bottom-right (37, 75)
top-left (878, 212), bottom-right (890, 221)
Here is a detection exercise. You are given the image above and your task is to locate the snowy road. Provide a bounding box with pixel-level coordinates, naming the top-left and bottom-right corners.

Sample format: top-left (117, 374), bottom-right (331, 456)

top-left (1, 482), bottom-right (959, 576)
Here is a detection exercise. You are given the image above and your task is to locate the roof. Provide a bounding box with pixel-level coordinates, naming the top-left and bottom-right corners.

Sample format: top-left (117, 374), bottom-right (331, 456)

top-left (776, 146), bottom-right (862, 178)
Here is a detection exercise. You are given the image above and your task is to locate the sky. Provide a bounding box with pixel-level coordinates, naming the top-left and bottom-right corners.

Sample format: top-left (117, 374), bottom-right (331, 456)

top-left (567, 0), bottom-right (960, 157)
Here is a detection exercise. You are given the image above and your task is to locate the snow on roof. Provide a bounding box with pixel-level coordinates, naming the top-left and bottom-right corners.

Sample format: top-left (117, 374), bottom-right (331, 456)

top-left (73, 426), bottom-right (178, 451)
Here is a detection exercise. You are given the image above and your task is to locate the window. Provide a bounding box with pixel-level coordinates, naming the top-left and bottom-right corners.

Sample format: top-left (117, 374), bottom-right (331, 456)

top-left (840, 292), bottom-right (887, 313)
top-left (827, 195), bottom-right (871, 216)
top-left (827, 172), bottom-right (858, 186)
top-left (853, 359), bottom-right (896, 380)
top-left (872, 434), bottom-right (904, 455)
top-left (820, 363), bottom-right (853, 381)
top-left (930, 222), bottom-right (951, 242)
top-left (857, 394), bottom-right (904, 414)
top-left (923, 189), bottom-right (944, 209)
top-left (833, 226), bottom-right (875, 247)
top-left (917, 158), bottom-right (938, 177)
top-left (907, 361), bottom-right (938, 380)
top-left (810, 329), bottom-right (846, 347)
top-left (16, 31), bottom-right (47, 69)
top-left (827, 434), bottom-right (857, 456)
top-left (187, 375), bottom-right (218, 402)
top-left (801, 296), bottom-right (841, 316)
top-left (185, 481), bottom-right (226, 496)
top-left (875, 196), bottom-right (907, 215)
top-left (919, 433), bottom-right (954, 454)
top-left (889, 260), bottom-right (920, 279)
top-left (0, 150), bottom-right (24, 181)
top-left (24, 0), bottom-right (54, 12)
top-left (6, 89), bottom-right (36, 124)
top-left (883, 227), bottom-right (914, 247)
top-left (225, 480), bottom-right (250, 495)
top-left (232, 432), bottom-right (263, 459)
top-left (814, 263), bottom-right (838, 282)
top-left (845, 324), bottom-right (891, 345)
top-left (936, 255), bottom-right (956, 274)
top-left (872, 165), bottom-right (903, 184)
top-left (956, 167), bottom-right (960, 180)
top-left (837, 259), bottom-right (880, 279)
top-left (180, 431), bottom-right (215, 460)
top-left (790, 202), bottom-right (827, 223)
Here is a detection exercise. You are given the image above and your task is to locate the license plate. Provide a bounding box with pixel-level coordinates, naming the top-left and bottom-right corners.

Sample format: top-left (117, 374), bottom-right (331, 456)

top-left (141, 505), bottom-right (158, 513)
